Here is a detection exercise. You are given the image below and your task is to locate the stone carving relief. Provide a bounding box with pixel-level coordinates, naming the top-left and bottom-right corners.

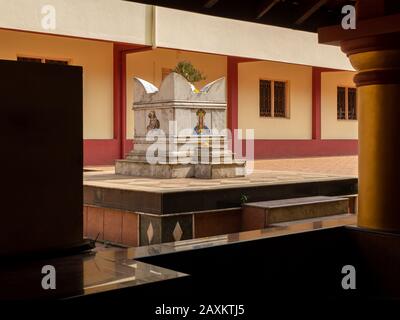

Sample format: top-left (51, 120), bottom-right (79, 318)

top-left (147, 111), bottom-right (160, 132)
top-left (194, 109), bottom-right (210, 135)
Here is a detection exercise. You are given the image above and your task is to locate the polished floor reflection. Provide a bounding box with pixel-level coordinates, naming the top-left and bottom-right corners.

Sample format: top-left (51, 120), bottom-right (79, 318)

top-left (0, 216), bottom-right (356, 300)
top-left (0, 250), bottom-right (186, 300)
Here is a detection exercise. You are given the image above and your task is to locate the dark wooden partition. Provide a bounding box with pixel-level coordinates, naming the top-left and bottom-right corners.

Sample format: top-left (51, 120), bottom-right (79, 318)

top-left (0, 59), bottom-right (83, 256)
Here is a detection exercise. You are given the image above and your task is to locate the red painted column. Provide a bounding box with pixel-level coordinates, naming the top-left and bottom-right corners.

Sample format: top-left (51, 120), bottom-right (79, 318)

top-left (227, 57), bottom-right (239, 134)
top-left (83, 44), bottom-right (128, 166)
top-left (113, 44), bottom-right (152, 160)
top-left (120, 50), bottom-right (128, 158)
top-left (113, 45), bottom-right (123, 157)
top-left (312, 67), bottom-right (322, 140)
top-left (84, 43), bottom-right (154, 166)
top-left (113, 45), bottom-right (132, 159)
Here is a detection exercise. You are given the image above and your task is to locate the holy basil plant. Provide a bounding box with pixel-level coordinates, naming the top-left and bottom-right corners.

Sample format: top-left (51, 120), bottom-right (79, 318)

top-left (173, 61), bottom-right (206, 88)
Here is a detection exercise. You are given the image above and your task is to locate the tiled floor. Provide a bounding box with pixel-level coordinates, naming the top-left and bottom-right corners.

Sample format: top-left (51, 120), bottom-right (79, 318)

top-left (85, 156), bottom-right (358, 179)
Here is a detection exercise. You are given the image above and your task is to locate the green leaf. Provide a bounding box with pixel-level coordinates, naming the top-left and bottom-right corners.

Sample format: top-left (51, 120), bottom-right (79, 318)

top-left (173, 61), bottom-right (206, 84)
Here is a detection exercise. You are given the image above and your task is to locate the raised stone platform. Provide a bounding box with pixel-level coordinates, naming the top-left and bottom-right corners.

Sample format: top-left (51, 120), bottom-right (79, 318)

top-left (84, 169), bottom-right (358, 246)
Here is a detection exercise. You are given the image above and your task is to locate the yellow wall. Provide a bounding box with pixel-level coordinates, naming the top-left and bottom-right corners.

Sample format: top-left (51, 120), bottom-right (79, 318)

top-left (125, 48), bottom-right (227, 139)
top-left (0, 29), bottom-right (114, 139)
top-left (0, 29), bottom-right (357, 142)
top-left (321, 71), bottom-right (357, 140)
top-left (238, 61), bottom-right (312, 140)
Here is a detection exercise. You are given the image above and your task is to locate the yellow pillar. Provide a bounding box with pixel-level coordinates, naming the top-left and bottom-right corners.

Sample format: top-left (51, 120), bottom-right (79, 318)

top-left (341, 34), bottom-right (400, 232)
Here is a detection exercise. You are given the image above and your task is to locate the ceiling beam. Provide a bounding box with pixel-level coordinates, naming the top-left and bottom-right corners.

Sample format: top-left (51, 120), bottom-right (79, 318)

top-left (256, 0), bottom-right (281, 19)
top-left (318, 12), bottom-right (400, 44)
top-left (356, 0), bottom-right (385, 20)
top-left (204, 0), bottom-right (219, 9)
top-left (295, 0), bottom-right (329, 25)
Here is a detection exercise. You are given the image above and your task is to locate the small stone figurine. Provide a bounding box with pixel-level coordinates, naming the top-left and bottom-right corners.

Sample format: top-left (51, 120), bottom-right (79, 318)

top-left (147, 111), bottom-right (160, 132)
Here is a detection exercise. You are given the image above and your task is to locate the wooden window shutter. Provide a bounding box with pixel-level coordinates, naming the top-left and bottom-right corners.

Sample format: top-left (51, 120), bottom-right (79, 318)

top-left (259, 80), bottom-right (271, 117)
top-left (274, 81), bottom-right (286, 118)
top-left (348, 88), bottom-right (357, 120)
top-left (337, 87), bottom-right (346, 119)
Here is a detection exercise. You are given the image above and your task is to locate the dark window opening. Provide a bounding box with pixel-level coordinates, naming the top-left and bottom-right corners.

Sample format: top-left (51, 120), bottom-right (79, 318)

top-left (17, 56), bottom-right (69, 65)
top-left (348, 87), bottom-right (357, 120)
top-left (17, 57), bottom-right (42, 63)
top-left (337, 87), bottom-right (346, 120)
top-left (337, 86), bottom-right (357, 120)
top-left (274, 81), bottom-right (286, 118)
top-left (45, 59), bottom-right (69, 65)
top-left (260, 80), bottom-right (271, 117)
top-left (260, 79), bottom-right (288, 118)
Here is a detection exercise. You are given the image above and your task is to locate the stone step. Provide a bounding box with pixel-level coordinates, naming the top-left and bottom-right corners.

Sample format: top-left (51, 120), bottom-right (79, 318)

top-left (126, 150), bottom-right (238, 163)
top-left (125, 157), bottom-right (244, 165)
top-left (115, 160), bottom-right (246, 178)
top-left (127, 147), bottom-right (233, 156)
top-left (241, 196), bottom-right (350, 232)
top-left (269, 213), bottom-right (356, 228)
top-left (135, 144), bottom-right (231, 150)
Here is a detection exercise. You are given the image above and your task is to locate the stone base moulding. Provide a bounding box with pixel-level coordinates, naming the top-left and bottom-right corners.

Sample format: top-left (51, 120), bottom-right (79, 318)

top-left (84, 206), bottom-right (139, 247)
top-left (115, 160), bottom-right (246, 179)
top-left (115, 161), bottom-right (194, 178)
top-left (83, 205), bottom-right (242, 247)
top-left (139, 214), bottom-right (193, 246)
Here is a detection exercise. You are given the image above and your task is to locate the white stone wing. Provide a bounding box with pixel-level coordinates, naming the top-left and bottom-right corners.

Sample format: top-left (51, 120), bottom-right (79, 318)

top-left (133, 78), bottom-right (159, 103)
top-left (135, 78), bottom-right (159, 93)
top-left (200, 77), bottom-right (226, 102)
